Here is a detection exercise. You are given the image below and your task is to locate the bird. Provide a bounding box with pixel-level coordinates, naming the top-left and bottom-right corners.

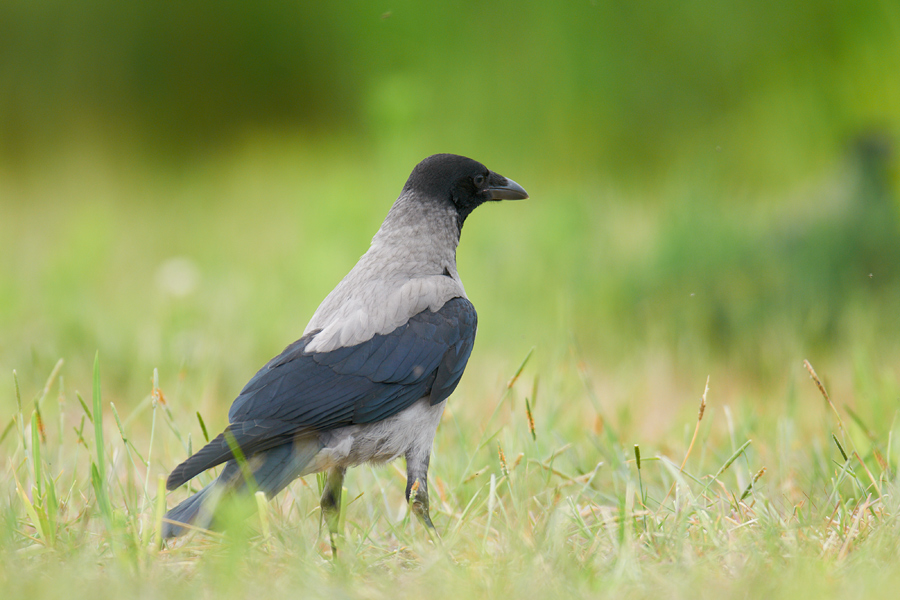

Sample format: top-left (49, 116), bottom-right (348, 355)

top-left (162, 154), bottom-right (528, 542)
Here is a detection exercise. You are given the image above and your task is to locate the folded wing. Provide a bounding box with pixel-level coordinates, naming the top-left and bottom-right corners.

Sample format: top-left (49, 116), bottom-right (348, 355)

top-left (166, 297), bottom-right (476, 490)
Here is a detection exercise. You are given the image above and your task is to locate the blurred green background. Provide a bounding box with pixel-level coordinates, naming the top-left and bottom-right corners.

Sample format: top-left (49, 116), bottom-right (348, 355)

top-left (1, 0), bottom-right (899, 426)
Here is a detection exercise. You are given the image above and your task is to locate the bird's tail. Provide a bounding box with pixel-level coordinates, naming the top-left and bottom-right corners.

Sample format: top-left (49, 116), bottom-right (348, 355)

top-left (161, 476), bottom-right (222, 538)
top-left (162, 437), bottom-right (321, 538)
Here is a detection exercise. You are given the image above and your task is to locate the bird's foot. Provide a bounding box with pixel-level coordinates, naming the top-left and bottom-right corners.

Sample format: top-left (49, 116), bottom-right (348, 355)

top-left (320, 467), bottom-right (346, 559)
top-left (328, 530), bottom-right (342, 558)
top-left (408, 480), bottom-right (441, 545)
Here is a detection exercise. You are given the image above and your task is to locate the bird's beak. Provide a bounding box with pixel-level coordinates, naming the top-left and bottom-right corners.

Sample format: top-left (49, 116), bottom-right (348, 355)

top-left (488, 173), bottom-right (529, 200)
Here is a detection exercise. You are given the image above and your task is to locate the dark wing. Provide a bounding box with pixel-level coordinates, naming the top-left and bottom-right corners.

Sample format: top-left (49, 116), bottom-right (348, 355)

top-left (166, 297), bottom-right (476, 490)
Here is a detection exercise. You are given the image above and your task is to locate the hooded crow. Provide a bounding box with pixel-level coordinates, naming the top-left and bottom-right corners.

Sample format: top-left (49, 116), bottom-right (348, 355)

top-left (162, 154), bottom-right (528, 541)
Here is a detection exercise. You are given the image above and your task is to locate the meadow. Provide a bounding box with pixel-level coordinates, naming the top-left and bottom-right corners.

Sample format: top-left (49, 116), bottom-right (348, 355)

top-left (2, 138), bottom-right (899, 599)
top-left (2, 1), bottom-right (900, 598)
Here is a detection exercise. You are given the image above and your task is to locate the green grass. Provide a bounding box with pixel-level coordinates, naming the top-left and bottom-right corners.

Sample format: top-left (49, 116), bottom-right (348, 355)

top-left (2, 338), bottom-right (900, 598)
top-left (1, 140), bottom-right (899, 598)
top-left (2, 1), bottom-right (899, 594)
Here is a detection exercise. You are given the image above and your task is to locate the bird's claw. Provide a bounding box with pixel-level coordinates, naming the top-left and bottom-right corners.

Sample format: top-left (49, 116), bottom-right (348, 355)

top-left (408, 480), bottom-right (441, 546)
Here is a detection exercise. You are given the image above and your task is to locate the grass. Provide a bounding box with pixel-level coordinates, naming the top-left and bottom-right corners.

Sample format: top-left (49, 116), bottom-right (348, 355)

top-left (1, 140), bottom-right (899, 598)
top-left (2, 341), bottom-right (899, 599)
top-left (2, 2), bottom-right (899, 592)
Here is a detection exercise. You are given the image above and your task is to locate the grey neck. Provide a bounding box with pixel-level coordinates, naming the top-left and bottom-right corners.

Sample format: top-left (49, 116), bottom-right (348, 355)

top-left (367, 192), bottom-right (460, 275)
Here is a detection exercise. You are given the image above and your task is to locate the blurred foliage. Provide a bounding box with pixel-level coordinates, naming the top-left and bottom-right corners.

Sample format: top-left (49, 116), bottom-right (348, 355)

top-left (1, 1), bottom-right (899, 184)
top-left (1, 1), bottom-right (899, 411)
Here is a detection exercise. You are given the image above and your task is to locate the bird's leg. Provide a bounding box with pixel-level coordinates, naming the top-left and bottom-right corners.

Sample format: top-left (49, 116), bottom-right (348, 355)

top-left (405, 452), bottom-right (439, 537)
top-left (320, 466), bottom-right (346, 556)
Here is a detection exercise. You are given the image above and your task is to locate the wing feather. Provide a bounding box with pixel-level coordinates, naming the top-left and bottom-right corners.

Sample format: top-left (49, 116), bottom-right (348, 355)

top-left (169, 297), bottom-right (477, 488)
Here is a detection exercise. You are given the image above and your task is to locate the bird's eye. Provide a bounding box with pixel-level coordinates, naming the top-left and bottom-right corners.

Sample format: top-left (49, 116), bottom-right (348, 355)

top-left (473, 174), bottom-right (485, 187)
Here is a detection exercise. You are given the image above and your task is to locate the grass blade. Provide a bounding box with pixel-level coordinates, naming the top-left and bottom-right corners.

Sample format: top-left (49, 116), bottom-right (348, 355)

top-left (702, 439), bottom-right (752, 494)
top-left (153, 475), bottom-right (166, 549)
top-left (93, 352), bottom-right (106, 478)
top-left (91, 352), bottom-right (113, 530)
top-left (31, 410), bottom-right (43, 501)
top-left (197, 411), bottom-right (210, 443)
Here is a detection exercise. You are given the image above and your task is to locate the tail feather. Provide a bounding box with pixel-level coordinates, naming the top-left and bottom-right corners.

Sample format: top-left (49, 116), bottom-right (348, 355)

top-left (166, 420), bottom-right (299, 490)
top-left (162, 437), bottom-right (321, 538)
top-left (161, 471), bottom-right (229, 538)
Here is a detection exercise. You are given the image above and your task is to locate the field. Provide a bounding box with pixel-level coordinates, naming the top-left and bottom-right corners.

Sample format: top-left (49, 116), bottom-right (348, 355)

top-left (2, 140), bottom-right (899, 599)
top-left (2, 2), bottom-right (900, 598)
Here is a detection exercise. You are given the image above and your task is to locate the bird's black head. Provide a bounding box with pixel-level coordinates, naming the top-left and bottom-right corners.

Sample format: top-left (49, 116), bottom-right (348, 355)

top-left (402, 154), bottom-right (528, 227)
